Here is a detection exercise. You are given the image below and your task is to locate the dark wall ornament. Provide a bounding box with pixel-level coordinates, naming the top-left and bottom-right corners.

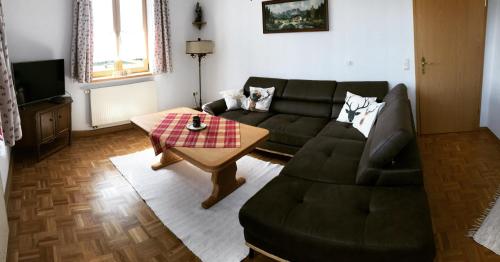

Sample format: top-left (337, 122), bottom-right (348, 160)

top-left (262, 0), bottom-right (329, 34)
top-left (194, 2), bottom-right (203, 23)
top-left (193, 2), bottom-right (207, 30)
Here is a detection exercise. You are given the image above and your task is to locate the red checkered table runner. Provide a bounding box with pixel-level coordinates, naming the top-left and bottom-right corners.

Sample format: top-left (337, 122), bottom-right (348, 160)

top-left (149, 113), bottom-right (241, 155)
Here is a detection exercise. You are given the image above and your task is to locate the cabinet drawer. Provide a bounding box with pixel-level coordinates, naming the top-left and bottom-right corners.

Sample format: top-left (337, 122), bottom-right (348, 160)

top-left (56, 105), bottom-right (70, 134)
top-left (39, 111), bottom-right (55, 143)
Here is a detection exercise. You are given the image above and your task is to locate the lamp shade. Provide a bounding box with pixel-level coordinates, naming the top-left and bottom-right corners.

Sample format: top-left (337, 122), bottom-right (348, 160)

top-left (186, 40), bottom-right (214, 54)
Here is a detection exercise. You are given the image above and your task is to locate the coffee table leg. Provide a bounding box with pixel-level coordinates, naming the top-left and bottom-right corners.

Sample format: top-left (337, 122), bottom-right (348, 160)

top-left (151, 150), bottom-right (183, 170)
top-left (202, 162), bottom-right (246, 209)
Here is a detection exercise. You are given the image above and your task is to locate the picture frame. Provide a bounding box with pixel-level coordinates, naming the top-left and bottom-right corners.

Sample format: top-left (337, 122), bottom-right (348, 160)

top-left (262, 0), bottom-right (329, 34)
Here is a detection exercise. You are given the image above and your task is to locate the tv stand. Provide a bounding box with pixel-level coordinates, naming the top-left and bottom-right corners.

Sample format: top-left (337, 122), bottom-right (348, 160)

top-left (16, 97), bottom-right (73, 161)
top-left (49, 96), bottom-right (69, 104)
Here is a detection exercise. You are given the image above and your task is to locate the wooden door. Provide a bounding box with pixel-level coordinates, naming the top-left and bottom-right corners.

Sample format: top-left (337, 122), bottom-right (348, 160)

top-left (55, 106), bottom-right (70, 135)
top-left (414, 0), bottom-right (487, 134)
top-left (39, 111), bottom-right (55, 143)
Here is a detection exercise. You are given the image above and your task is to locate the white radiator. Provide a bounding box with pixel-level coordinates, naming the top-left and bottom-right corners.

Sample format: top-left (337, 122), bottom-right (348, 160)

top-left (89, 81), bottom-right (158, 128)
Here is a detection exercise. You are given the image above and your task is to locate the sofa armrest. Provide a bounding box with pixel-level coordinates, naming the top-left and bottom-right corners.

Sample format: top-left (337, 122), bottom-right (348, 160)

top-left (375, 139), bottom-right (423, 186)
top-left (375, 169), bottom-right (423, 186)
top-left (203, 99), bottom-right (227, 116)
top-left (357, 138), bottom-right (423, 187)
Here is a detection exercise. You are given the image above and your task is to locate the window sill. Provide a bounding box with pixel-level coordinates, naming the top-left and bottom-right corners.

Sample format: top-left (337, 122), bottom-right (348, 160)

top-left (92, 72), bottom-right (153, 83)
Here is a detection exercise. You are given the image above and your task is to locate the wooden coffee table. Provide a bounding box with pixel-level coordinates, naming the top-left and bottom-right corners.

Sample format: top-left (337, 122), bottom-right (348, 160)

top-left (130, 107), bottom-right (269, 209)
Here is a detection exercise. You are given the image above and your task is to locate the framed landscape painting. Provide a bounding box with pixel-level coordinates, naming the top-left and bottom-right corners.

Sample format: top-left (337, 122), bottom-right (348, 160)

top-left (262, 0), bottom-right (329, 34)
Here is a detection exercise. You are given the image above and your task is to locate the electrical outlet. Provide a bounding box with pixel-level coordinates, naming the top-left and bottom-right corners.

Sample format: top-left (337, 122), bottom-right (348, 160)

top-left (403, 59), bottom-right (411, 71)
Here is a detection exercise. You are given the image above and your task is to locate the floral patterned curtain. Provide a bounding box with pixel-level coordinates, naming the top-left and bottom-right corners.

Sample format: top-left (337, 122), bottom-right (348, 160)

top-left (0, 2), bottom-right (22, 146)
top-left (153, 0), bottom-right (173, 74)
top-left (70, 0), bottom-right (93, 83)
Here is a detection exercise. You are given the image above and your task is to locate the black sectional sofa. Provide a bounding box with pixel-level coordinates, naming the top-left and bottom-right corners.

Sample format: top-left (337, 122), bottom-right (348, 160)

top-left (203, 77), bottom-right (435, 262)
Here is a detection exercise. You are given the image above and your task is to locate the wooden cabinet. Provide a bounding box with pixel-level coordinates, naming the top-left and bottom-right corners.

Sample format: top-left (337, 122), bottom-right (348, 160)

top-left (39, 111), bottom-right (56, 143)
top-left (56, 106), bottom-right (70, 135)
top-left (17, 97), bottom-right (73, 161)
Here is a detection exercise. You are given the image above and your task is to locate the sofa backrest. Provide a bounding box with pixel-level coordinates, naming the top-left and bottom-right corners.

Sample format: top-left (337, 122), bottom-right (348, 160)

top-left (270, 80), bottom-right (337, 118)
top-left (242, 78), bottom-right (389, 119)
top-left (331, 82), bottom-right (389, 119)
top-left (243, 77), bottom-right (288, 98)
top-left (383, 84), bottom-right (408, 104)
top-left (356, 85), bottom-right (423, 186)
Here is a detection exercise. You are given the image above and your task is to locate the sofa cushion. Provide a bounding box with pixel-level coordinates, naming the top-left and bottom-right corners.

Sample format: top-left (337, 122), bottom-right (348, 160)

top-left (333, 82), bottom-right (389, 103)
top-left (332, 82), bottom-right (388, 119)
top-left (268, 79), bottom-right (336, 118)
top-left (259, 140), bottom-right (302, 156)
top-left (258, 114), bottom-right (329, 147)
top-left (281, 137), bottom-right (365, 184)
top-left (219, 110), bottom-right (274, 126)
top-left (318, 121), bottom-right (366, 141)
top-left (271, 99), bottom-right (332, 118)
top-left (243, 77), bottom-right (288, 98)
top-left (282, 80), bottom-right (336, 102)
top-left (240, 176), bottom-right (436, 262)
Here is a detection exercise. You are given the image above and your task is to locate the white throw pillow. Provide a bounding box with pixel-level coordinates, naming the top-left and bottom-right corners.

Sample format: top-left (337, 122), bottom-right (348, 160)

top-left (220, 88), bottom-right (245, 111)
top-left (337, 91), bottom-right (377, 123)
top-left (353, 102), bottom-right (386, 138)
top-left (240, 96), bottom-right (249, 110)
top-left (242, 87), bottom-right (275, 112)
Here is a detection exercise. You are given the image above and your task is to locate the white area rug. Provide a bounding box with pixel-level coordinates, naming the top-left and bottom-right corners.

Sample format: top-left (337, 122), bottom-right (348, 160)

top-left (470, 189), bottom-right (500, 255)
top-left (110, 149), bottom-right (283, 262)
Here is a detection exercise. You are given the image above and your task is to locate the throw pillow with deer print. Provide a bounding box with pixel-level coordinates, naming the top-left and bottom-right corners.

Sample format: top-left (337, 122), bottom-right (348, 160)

top-left (337, 92), bottom-right (378, 123)
top-left (242, 87), bottom-right (275, 112)
top-left (353, 101), bottom-right (386, 137)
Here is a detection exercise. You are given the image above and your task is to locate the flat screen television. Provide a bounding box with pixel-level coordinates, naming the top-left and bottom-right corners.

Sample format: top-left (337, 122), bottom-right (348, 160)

top-left (12, 59), bottom-right (65, 105)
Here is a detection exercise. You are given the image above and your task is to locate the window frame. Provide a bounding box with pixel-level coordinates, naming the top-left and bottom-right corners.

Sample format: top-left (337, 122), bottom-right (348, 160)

top-left (92, 0), bottom-right (150, 80)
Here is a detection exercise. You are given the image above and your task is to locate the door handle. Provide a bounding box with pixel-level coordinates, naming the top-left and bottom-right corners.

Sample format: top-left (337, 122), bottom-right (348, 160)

top-left (421, 57), bottom-right (434, 74)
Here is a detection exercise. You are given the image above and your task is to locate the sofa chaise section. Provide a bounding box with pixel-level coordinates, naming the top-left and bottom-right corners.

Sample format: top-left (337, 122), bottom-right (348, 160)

top-left (240, 176), bottom-right (435, 262)
top-left (279, 137), bottom-right (365, 185)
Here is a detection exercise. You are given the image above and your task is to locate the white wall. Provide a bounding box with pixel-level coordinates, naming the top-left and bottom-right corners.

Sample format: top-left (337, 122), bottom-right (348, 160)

top-left (200, 0), bottom-right (417, 113)
top-left (0, 141), bottom-right (8, 192)
top-left (0, 178), bottom-right (7, 262)
top-left (3, 0), bottom-right (199, 131)
top-left (482, 0), bottom-right (500, 138)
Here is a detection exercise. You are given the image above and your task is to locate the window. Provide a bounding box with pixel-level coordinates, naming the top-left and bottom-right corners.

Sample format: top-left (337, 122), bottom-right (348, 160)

top-left (93, 0), bottom-right (149, 79)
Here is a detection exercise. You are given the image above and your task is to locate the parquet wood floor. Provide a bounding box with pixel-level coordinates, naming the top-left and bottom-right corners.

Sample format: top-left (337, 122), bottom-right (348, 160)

top-left (420, 130), bottom-right (500, 262)
top-left (5, 128), bottom-right (500, 262)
